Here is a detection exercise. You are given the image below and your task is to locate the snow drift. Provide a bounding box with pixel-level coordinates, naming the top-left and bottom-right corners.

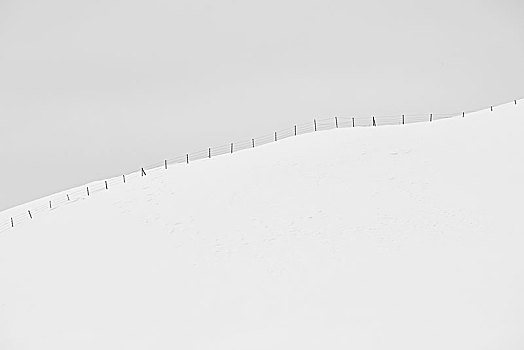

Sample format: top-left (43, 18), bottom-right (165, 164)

top-left (1, 102), bottom-right (523, 349)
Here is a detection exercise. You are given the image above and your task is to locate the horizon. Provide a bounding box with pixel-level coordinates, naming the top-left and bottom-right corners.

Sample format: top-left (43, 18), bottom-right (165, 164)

top-left (0, 97), bottom-right (519, 230)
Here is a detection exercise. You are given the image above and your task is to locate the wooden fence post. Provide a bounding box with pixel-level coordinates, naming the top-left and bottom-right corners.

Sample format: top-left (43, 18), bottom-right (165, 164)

top-left (352, 117), bottom-right (355, 127)
top-left (208, 148), bottom-right (211, 158)
top-left (141, 168), bottom-right (146, 176)
top-left (490, 106), bottom-right (493, 111)
top-left (105, 180), bottom-right (108, 190)
top-left (314, 119), bottom-right (317, 131)
top-left (186, 154), bottom-right (189, 164)
top-left (274, 132), bottom-right (277, 141)
top-left (294, 125), bottom-right (297, 136)
top-left (87, 187), bottom-right (90, 196)
top-left (67, 194), bottom-right (70, 201)
top-left (402, 114), bottom-right (405, 125)
top-left (252, 138), bottom-right (255, 148)
top-left (462, 112), bottom-right (465, 117)
top-left (49, 200), bottom-right (52, 209)
top-left (11, 217), bottom-right (14, 227)
top-left (230, 143), bottom-right (233, 153)
top-left (164, 160), bottom-right (167, 169)
top-left (28, 210), bottom-right (32, 219)
top-left (372, 117), bottom-right (376, 126)
top-left (123, 175), bottom-right (126, 183)
top-left (430, 113), bottom-right (433, 122)
top-left (335, 117), bottom-right (338, 128)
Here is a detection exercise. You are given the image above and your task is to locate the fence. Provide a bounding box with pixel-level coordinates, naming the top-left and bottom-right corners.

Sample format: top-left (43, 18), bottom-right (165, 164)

top-left (0, 98), bottom-right (521, 234)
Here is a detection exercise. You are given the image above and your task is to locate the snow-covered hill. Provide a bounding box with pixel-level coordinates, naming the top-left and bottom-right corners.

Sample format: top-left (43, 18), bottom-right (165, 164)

top-left (1, 102), bottom-right (523, 349)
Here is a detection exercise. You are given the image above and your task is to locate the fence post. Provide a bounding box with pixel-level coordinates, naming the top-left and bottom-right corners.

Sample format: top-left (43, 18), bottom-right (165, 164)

top-left (49, 200), bottom-right (52, 209)
top-left (430, 113), bottom-right (433, 122)
top-left (28, 210), bottom-right (32, 219)
top-left (294, 125), bottom-right (297, 136)
top-left (352, 117), bottom-right (355, 127)
top-left (252, 138), bottom-right (255, 148)
top-left (372, 117), bottom-right (376, 127)
top-left (230, 143), bottom-right (233, 153)
top-left (274, 132), bottom-right (277, 141)
top-left (123, 175), bottom-right (126, 183)
top-left (105, 180), bottom-right (108, 190)
top-left (67, 194), bottom-right (70, 201)
top-left (402, 114), bottom-right (405, 125)
top-left (186, 154), bottom-right (189, 164)
top-left (335, 117), bottom-right (338, 128)
top-left (208, 148), bottom-right (211, 158)
top-left (164, 160), bottom-right (167, 170)
top-left (314, 119), bottom-right (317, 131)
top-left (11, 217), bottom-right (14, 227)
top-left (490, 106), bottom-right (493, 111)
top-left (87, 187), bottom-right (90, 196)
top-left (141, 168), bottom-right (146, 176)
top-left (515, 100), bottom-right (517, 105)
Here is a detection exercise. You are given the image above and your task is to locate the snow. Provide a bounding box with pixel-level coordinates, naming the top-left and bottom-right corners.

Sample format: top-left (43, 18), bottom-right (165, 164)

top-left (1, 101), bottom-right (523, 349)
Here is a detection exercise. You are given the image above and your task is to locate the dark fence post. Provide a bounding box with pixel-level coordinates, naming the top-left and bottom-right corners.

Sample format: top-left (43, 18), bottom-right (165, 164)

top-left (430, 113), bottom-right (433, 122)
top-left (372, 117), bottom-right (376, 126)
top-left (274, 132), bottom-right (277, 141)
top-left (252, 138), bottom-right (255, 148)
top-left (314, 119), bottom-right (317, 131)
top-left (490, 106), bottom-right (493, 111)
top-left (186, 154), bottom-right (189, 164)
top-left (515, 100), bottom-right (517, 105)
top-left (123, 175), bottom-right (126, 183)
top-left (294, 125), bottom-right (297, 136)
top-left (141, 168), bottom-right (146, 176)
top-left (335, 117), bottom-right (338, 128)
top-left (208, 148), bottom-right (211, 158)
top-left (28, 210), bottom-right (32, 219)
top-left (49, 200), bottom-right (52, 209)
top-left (462, 112), bottom-right (465, 117)
top-left (87, 187), bottom-right (90, 196)
top-left (402, 114), bottom-right (405, 125)
top-left (164, 160), bottom-right (167, 170)
top-left (105, 180), bottom-right (108, 190)
top-left (67, 194), bottom-right (70, 201)
top-left (352, 117), bottom-right (355, 127)
top-left (230, 143), bottom-right (233, 153)
top-left (11, 217), bottom-right (14, 227)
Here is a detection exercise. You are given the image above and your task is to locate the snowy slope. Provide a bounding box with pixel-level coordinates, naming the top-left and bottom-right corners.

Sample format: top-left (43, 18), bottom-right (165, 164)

top-left (1, 102), bottom-right (524, 349)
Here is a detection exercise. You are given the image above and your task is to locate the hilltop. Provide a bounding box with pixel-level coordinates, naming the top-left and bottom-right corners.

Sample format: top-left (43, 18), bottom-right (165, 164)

top-left (1, 102), bottom-right (523, 349)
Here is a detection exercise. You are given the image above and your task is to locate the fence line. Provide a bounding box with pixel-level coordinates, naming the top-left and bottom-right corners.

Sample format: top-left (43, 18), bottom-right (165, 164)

top-left (0, 98), bottom-right (521, 233)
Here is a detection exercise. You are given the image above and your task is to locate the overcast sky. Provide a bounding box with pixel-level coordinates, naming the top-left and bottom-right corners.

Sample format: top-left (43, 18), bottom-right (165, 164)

top-left (1, 0), bottom-right (523, 211)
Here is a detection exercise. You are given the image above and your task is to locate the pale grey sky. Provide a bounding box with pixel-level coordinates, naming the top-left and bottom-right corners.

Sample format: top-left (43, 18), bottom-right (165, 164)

top-left (1, 0), bottom-right (523, 211)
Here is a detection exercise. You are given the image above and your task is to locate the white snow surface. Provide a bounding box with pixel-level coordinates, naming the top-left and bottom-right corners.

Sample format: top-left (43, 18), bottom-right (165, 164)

top-left (1, 102), bottom-right (524, 349)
